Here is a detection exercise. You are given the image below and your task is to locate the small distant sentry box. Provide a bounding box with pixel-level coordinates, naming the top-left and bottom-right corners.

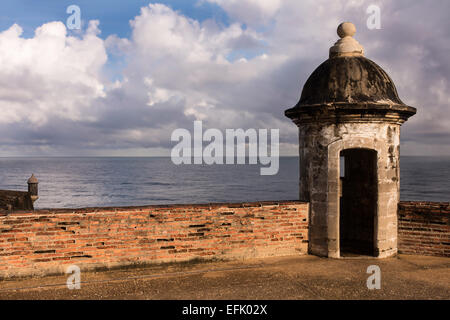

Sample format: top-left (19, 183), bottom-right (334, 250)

top-left (0, 174), bottom-right (38, 213)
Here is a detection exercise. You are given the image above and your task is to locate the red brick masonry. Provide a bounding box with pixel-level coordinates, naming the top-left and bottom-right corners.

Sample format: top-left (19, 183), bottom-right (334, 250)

top-left (1, 200), bottom-right (447, 278)
top-left (398, 202), bottom-right (450, 257)
top-left (0, 201), bottom-right (309, 278)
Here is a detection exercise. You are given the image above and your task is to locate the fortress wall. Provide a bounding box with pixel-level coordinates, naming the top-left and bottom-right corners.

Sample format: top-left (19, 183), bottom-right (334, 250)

top-left (1, 199), bottom-right (447, 279)
top-left (0, 201), bottom-right (309, 278)
top-left (398, 202), bottom-right (450, 257)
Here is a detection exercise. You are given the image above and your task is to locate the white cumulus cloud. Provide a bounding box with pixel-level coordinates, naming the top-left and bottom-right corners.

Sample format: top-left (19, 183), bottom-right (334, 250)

top-left (0, 20), bottom-right (107, 126)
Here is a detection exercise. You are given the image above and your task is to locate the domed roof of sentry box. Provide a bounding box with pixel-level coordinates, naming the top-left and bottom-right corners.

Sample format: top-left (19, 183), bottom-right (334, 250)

top-left (285, 22), bottom-right (416, 123)
top-left (27, 174), bottom-right (38, 184)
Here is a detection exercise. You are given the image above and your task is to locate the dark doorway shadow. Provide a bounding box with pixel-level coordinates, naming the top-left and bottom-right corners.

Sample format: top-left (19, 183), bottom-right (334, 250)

top-left (340, 149), bottom-right (377, 257)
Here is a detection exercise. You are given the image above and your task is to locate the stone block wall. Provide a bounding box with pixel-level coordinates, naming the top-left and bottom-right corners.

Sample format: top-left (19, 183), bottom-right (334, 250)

top-left (398, 202), bottom-right (450, 257)
top-left (0, 201), bottom-right (309, 278)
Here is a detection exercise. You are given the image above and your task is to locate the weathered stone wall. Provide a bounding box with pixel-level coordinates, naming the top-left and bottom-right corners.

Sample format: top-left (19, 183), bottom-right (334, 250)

top-left (0, 201), bottom-right (308, 278)
top-left (0, 190), bottom-right (34, 211)
top-left (398, 202), bottom-right (450, 257)
top-left (299, 122), bottom-right (401, 258)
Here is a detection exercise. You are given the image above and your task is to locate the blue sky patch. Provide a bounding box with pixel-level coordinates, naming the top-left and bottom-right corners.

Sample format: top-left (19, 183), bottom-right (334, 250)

top-left (0, 0), bottom-right (230, 38)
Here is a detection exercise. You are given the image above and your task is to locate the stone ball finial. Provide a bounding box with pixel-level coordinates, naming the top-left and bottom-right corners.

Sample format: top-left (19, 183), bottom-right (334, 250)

top-left (337, 22), bottom-right (356, 38)
top-left (330, 22), bottom-right (364, 58)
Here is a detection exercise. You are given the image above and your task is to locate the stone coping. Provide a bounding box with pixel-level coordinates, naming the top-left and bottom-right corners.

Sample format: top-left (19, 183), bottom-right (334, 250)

top-left (0, 190), bottom-right (29, 196)
top-left (399, 201), bottom-right (449, 206)
top-left (2, 200), bottom-right (447, 217)
top-left (0, 200), bottom-right (307, 216)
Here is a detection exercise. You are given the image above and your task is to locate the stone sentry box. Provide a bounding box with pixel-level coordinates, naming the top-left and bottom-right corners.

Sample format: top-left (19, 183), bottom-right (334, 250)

top-left (285, 22), bottom-right (416, 258)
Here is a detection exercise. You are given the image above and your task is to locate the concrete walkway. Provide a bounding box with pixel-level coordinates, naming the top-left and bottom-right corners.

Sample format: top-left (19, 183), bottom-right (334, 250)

top-left (0, 254), bottom-right (448, 300)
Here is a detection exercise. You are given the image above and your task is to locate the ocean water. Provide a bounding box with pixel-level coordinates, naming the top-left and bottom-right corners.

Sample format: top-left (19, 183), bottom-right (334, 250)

top-left (0, 157), bottom-right (448, 209)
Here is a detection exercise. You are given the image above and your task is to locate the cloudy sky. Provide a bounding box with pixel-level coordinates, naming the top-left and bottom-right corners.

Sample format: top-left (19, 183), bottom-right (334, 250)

top-left (0, 0), bottom-right (448, 157)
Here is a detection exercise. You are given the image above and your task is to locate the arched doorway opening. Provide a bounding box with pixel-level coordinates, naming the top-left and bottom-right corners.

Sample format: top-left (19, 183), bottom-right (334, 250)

top-left (339, 149), bottom-right (378, 257)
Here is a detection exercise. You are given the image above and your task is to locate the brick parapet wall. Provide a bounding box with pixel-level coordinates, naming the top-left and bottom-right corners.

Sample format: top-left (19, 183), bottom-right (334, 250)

top-left (0, 201), bottom-right (309, 278)
top-left (398, 201), bottom-right (450, 257)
